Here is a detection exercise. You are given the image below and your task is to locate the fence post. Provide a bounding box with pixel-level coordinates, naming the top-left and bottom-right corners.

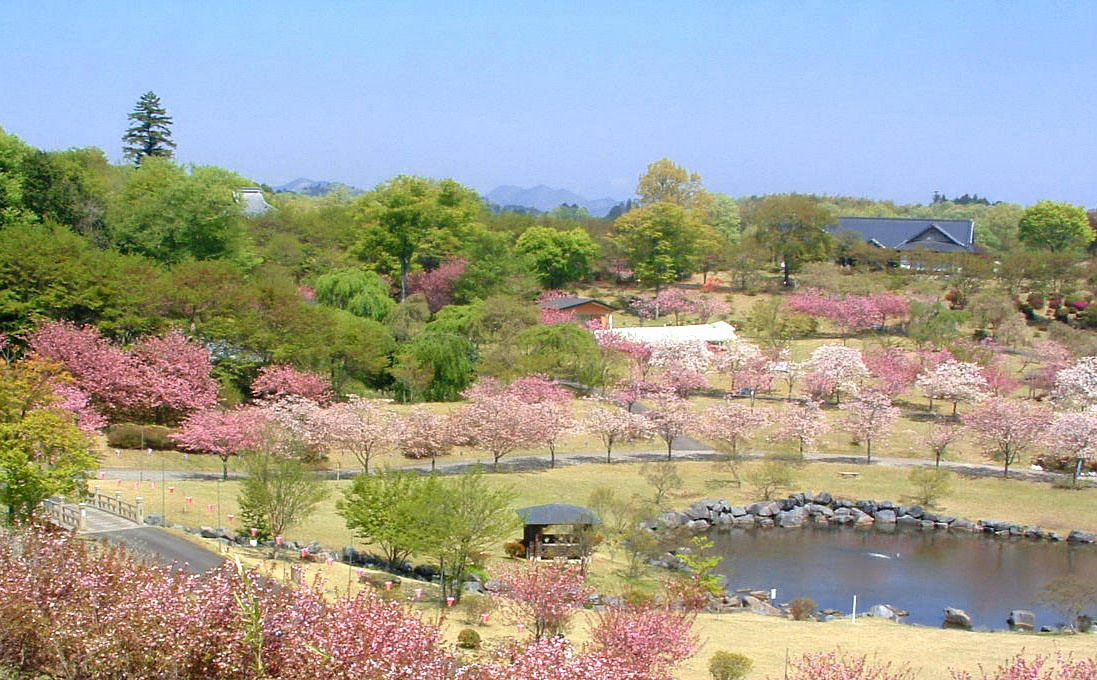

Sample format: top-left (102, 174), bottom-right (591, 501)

top-left (135, 497), bottom-right (145, 524)
top-left (77, 503), bottom-right (87, 532)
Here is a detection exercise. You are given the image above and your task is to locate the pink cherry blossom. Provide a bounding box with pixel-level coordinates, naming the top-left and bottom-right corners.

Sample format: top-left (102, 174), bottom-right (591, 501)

top-left (491, 560), bottom-right (593, 639)
top-left (406, 258), bottom-right (466, 312)
top-left (774, 400), bottom-right (830, 455)
top-left (917, 359), bottom-right (989, 415)
top-left (251, 364), bottom-right (334, 405)
top-left (964, 397), bottom-right (1051, 476)
top-left (581, 401), bottom-right (653, 463)
top-left (700, 399), bottom-right (770, 456)
top-left (840, 390), bottom-right (900, 462)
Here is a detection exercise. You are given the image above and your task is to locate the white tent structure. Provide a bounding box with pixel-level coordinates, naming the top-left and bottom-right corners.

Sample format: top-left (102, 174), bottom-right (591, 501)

top-left (596, 321), bottom-right (737, 346)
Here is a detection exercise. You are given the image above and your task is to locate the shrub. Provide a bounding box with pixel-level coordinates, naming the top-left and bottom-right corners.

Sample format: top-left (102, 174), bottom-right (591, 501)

top-left (460, 592), bottom-right (496, 626)
top-left (503, 540), bottom-right (526, 559)
top-left (908, 467), bottom-right (953, 507)
top-left (106, 423), bottom-right (179, 450)
top-left (457, 628), bottom-right (481, 650)
top-left (788, 596), bottom-right (817, 621)
top-left (710, 651), bottom-right (753, 680)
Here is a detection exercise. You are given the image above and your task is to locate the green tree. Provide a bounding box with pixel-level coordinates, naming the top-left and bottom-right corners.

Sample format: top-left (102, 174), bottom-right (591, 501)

top-left (237, 450), bottom-right (327, 558)
top-left (611, 202), bottom-right (703, 290)
top-left (0, 409), bottom-right (96, 524)
top-left (122, 91), bottom-right (176, 165)
top-left (0, 126), bottom-right (36, 228)
top-left (636, 158), bottom-right (711, 211)
top-left (338, 469), bottom-right (436, 566)
top-left (1018, 200), bottom-right (1092, 253)
top-left (908, 301), bottom-right (966, 348)
top-left (419, 468), bottom-right (518, 602)
top-left (751, 194), bottom-right (837, 287)
top-left (392, 331), bottom-right (475, 402)
top-left (314, 267), bottom-right (395, 322)
top-left (507, 323), bottom-right (603, 385)
top-left (106, 158), bottom-right (252, 265)
top-left (515, 226), bottom-right (600, 288)
top-left (354, 175), bottom-right (484, 300)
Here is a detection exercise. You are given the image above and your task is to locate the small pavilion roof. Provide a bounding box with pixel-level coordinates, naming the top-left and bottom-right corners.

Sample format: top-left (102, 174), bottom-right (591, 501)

top-left (539, 296), bottom-right (615, 312)
top-left (516, 503), bottom-right (600, 526)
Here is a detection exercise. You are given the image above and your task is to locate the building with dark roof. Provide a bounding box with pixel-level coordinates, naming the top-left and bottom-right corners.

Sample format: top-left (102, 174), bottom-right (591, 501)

top-left (516, 503), bottom-right (600, 559)
top-left (833, 216), bottom-right (976, 253)
top-left (539, 296), bottom-right (616, 324)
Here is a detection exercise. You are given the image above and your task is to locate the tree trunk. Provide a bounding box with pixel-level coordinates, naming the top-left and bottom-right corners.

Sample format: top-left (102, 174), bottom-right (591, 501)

top-left (399, 256), bottom-right (410, 301)
top-left (1074, 457), bottom-right (1084, 487)
top-left (866, 438), bottom-right (872, 464)
top-left (549, 444), bottom-right (556, 469)
top-left (782, 258), bottom-right (792, 287)
top-left (221, 457), bottom-right (229, 481)
top-left (666, 439), bottom-right (673, 460)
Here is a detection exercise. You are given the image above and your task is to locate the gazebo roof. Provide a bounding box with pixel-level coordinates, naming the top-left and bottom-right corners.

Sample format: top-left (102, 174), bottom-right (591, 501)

top-left (516, 503), bottom-right (600, 526)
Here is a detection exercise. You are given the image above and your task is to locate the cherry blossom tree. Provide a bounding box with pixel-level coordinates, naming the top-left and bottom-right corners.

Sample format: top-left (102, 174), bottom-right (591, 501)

top-left (49, 381), bottom-right (107, 434)
top-left (459, 394), bottom-right (538, 471)
top-left (406, 258), bottom-right (466, 313)
top-left (788, 290), bottom-right (910, 341)
top-left (129, 330), bottom-right (220, 422)
top-left (1043, 410), bottom-right (1097, 486)
top-left (506, 374), bottom-right (573, 404)
top-left (171, 406), bottom-right (269, 479)
top-left (1024, 339), bottom-right (1072, 398)
top-left (916, 360), bottom-right (990, 415)
top-left (595, 333), bottom-right (655, 379)
top-left (397, 405), bottom-right (459, 471)
top-left (787, 651), bottom-right (914, 680)
top-left (310, 397), bottom-right (396, 473)
top-left (700, 399), bottom-right (769, 457)
top-left (641, 394), bottom-right (696, 459)
top-left (657, 369), bottom-right (710, 399)
top-left (732, 356), bottom-right (775, 407)
top-left (840, 390), bottom-right (900, 462)
top-left (774, 400), bottom-right (830, 455)
top-left (919, 420), bottom-right (963, 467)
top-left (458, 637), bottom-right (650, 680)
top-left (648, 339), bottom-right (713, 374)
top-left (528, 400), bottom-right (576, 468)
top-left (980, 363), bottom-right (1021, 397)
top-left (713, 339), bottom-right (764, 392)
top-left (492, 560), bottom-right (594, 639)
top-left (864, 348), bottom-right (921, 397)
top-left (581, 401), bottom-right (653, 463)
top-left (1052, 356), bottom-right (1097, 410)
top-left (631, 289), bottom-right (695, 324)
top-left (691, 294), bottom-right (730, 323)
top-left (805, 344), bottom-right (868, 403)
top-left (964, 397), bottom-right (1051, 477)
top-left (588, 605), bottom-right (698, 680)
top-left (950, 654), bottom-right (1097, 680)
top-left (251, 364), bottom-right (334, 405)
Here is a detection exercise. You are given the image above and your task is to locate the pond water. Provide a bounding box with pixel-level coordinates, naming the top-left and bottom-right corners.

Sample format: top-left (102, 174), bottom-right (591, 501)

top-left (708, 525), bottom-right (1097, 629)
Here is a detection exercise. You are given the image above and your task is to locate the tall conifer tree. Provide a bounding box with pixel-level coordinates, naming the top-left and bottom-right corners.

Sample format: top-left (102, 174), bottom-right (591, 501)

top-left (122, 91), bottom-right (175, 164)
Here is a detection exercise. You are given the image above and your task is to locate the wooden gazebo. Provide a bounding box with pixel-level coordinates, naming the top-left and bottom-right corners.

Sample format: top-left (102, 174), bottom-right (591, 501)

top-left (516, 503), bottom-right (600, 560)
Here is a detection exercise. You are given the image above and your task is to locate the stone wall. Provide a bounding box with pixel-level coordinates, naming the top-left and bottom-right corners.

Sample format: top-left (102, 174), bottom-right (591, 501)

top-left (649, 492), bottom-right (1097, 544)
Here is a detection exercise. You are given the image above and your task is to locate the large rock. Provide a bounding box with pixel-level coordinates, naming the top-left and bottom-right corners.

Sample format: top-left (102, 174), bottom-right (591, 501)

top-left (1007, 610), bottom-right (1036, 632)
top-left (943, 607), bottom-right (973, 630)
top-left (816, 492), bottom-right (833, 505)
top-left (656, 511), bottom-right (688, 530)
top-left (777, 507), bottom-right (806, 528)
top-left (950, 518), bottom-right (977, 532)
top-left (906, 505), bottom-right (925, 519)
top-left (897, 515), bottom-right (921, 527)
top-left (729, 506), bottom-right (747, 517)
top-left (144, 513), bottom-right (166, 527)
top-left (685, 519), bottom-right (710, 533)
top-left (199, 526), bottom-right (218, 539)
top-left (867, 604), bottom-right (897, 620)
top-left (875, 509), bottom-right (897, 524)
top-left (1067, 530), bottom-right (1096, 543)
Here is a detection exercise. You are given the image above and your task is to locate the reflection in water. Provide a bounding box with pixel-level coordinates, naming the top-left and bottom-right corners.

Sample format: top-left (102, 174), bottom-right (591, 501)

top-left (708, 526), bottom-right (1097, 629)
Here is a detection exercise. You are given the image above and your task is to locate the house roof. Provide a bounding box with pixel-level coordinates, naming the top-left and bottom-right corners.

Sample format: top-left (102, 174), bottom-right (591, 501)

top-left (517, 503), bottom-right (600, 526)
top-left (540, 296), bottom-right (615, 312)
top-left (237, 187), bottom-right (274, 215)
top-left (596, 321), bottom-right (738, 345)
top-left (834, 216), bottom-right (975, 252)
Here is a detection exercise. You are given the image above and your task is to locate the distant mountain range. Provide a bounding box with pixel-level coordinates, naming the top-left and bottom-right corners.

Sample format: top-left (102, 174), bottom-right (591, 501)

top-left (273, 178), bottom-right (363, 197)
top-left (485, 185), bottom-right (624, 218)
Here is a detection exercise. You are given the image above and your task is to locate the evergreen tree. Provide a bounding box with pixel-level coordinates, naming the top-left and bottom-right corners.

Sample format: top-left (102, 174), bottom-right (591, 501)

top-left (122, 91), bottom-right (176, 165)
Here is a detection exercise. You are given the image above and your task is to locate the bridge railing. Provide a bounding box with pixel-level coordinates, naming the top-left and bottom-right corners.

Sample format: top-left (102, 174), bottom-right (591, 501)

top-left (87, 490), bottom-right (144, 524)
top-left (42, 499), bottom-right (86, 532)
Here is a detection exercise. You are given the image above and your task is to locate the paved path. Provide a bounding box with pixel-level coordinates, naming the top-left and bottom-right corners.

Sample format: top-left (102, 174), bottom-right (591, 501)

top-left (81, 505), bottom-right (144, 533)
top-left (94, 527), bottom-right (225, 574)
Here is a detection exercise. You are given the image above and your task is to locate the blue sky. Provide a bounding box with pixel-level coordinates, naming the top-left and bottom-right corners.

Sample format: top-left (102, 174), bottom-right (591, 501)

top-left (3, 2), bottom-right (1095, 205)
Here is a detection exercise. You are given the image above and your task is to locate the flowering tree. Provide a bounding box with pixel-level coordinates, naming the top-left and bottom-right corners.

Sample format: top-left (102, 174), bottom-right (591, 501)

top-left (919, 420), bottom-right (963, 467)
top-left (588, 605), bottom-right (698, 680)
top-left (692, 294), bottom-right (730, 323)
top-left (1024, 339), bottom-right (1072, 398)
top-left (648, 339), bottom-right (713, 373)
top-left (50, 380), bottom-right (108, 434)
top-left (951, 654), bottom-right (1097, 680)
top-left (493, 560), bottom-right (594, 639)
top-left (29, 321), bottom-right (218, 424)
top-left (787, 651), bottom-right (914, 680)
top-left (528, 400), bottom-right (576, 468)
top-left (459, 638), bottom-right (651, 680)
top-left (631, 289), bottom-right (695, 325)
top-left (732, 356), bottom-right (775, 406)
top-left (917, 360), bottom-right (989, 415)
top-left (980, 363), bottom-right (1021, 397)
top-left (609, 379), bottom-right (673, 411)
top-left (310, 397), bottom-right (396, 473)
top-left (805, 344), bottom-right (868, 403)
top-left (641, 395), bottom-right (695, 459)
top-left (506, 374), bottom-right (573, 404)
top-left (397, 405), bottom-right (459, 471)
top-left (788, 290), bottom-right (910, 340)
top-left (700, 399), bottom-right (769, 457)
top-left (1052, 356), bottom-right (1097, 410)
top-left (581, 401), bottom-right (653, 463)
top-left (1043, 410), bottom-right (1097, 486)
top-left (774, 400), bottom-right (830, 455)
top-left (964, 397), bottom-right (1051, 477)
top-left (459, 394), bottom-right (538, 471)
top-left (596, 333), bottom-right (654, 379)
top-left (713, 339), bottom-right (764, 391)
top-left (251, 364), bottom-right (334, 405)
top-left (171, 406), bottom-right (269, 479)
top-left (840, 390), bottom-right (900, 462)
top-left (864, 348), bottom-right (921, 397)
top-left (406, 258), bottom-right (467, 313)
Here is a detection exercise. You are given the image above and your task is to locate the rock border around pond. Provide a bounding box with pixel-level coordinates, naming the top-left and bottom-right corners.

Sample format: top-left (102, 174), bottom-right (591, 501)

top-left (648, 492), bottom-right (1097, 544)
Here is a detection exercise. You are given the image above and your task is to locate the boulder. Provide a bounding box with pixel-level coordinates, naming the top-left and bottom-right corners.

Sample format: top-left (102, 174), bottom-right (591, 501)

top-left (950, 518), bottom-right (977, 532)
top-left (906, 505), bottom-right (924, 519)
top-left (816, 492), bottom-right (834, 505)
top-left (757, 518), bottom-right (775, 528)
top-left (685, 519), bottom-right (710, 533)
top-left (856, 499), bottom-right (877, 514)
top-left (878, 501), bottom-right (897, 511)
top-left (943, 607), bottom-right (973, 630)
top-left (867, 604), bottom-right (897, 620)
top-left (936, 515), bottom-right (956, 524)
top-left (897, 515), bottom-right (921, 527)
top-left (656, 511), bottom-right (688, 530)
top-left (199, 526), bottom-right (218, 539)
top-left (777, 508), bottom-right (806, 528)
top-left (1067, 530), bottom-right (1096, 544)
top-left (1007, 609), bottom-right (1036, 632)
top-left (729, 506), bottom-right (747, 517)
top-left (144, 513), bottom-right (166, 527)
top-left (741, 595), bottom-right (782, 616)
top-left (875, 509), bottom-right (897, 524)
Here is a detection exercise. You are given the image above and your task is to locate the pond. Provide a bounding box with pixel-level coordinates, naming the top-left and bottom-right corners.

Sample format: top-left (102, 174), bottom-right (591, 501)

top-left (708, 525), bottom-right (1097, 629)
